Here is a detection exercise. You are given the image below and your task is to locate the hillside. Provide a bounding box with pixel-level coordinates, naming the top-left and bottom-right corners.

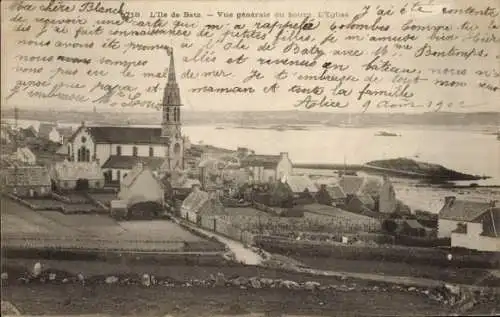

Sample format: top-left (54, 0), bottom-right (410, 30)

top-left (1, 108), bottom-right (499, 128)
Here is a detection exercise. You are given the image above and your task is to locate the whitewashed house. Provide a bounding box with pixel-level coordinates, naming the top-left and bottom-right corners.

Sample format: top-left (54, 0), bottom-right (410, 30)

top-left (438, 196), bottom-right (496, 239)
top-left (118, 162), bottom-right (164, 207)
top-left (240, 152), bottom-right (293, 183)
top-left (451, 205), bottom-right (499, 252)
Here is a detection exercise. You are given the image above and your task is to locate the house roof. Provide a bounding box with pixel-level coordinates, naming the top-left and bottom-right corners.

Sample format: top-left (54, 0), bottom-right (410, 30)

top-left (339, 175), bottom-right (365, 195)
top-left (359, 176), bottom-right (384, 196)
top-left (121, 163), bottom-right (153, 188)
top-left (181, 189), bottom-right (210, 213)
top-left (356, 194), bottom-right (375, 206)
top-left (240, 154), bottom-right (280, 169)
top-left (2, 166), bottom-right (51, 186)
top-left (405, 219), bottom-right (432, 231)
top-left (14, 147), bottom-right (36, 162)
top-left (102, 155), bottom-right (165, 170)
top-left (51, 161), bottom-right (103, 181)
top-left (326, 184), bottom-right (346, 199)
top-left (284, 175), bottom-right (318, 193)
top-left (477, 207), bottom-right (500, 237)
top-left (19, 126), bottom-right (37, 138)
top-left (439, 199), bottom-right (493, 222)
top-left (38, 123), bottom-right (57, 138)
top-left (303, 203), bottom-right (376, 221)
top-left (72, 126), bottom-right (165, 145)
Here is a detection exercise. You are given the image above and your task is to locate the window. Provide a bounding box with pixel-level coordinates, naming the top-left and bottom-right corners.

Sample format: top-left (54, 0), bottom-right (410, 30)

top-left (116, 170), bottom-right (121, 181)
top-left (133, 146), bottom-right (138, 156)
top-left (77, 146), bottom-right (90, 162)
top-left (149, 147), bottom-right (154, 157)
top-left (81, 136), bottom-right (87, 143)
top-left (116, 146), bottom-right (122, 156)
top-left (166, 109), bottom-right (170, 121)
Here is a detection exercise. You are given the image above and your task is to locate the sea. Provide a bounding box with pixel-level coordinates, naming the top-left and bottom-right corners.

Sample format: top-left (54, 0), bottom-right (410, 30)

top-left (5, 119), bottom-right (500, 214)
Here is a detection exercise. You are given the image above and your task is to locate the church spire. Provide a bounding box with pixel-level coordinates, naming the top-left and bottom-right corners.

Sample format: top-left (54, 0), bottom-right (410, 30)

top-left (168, 49), bottom-right (177, 83)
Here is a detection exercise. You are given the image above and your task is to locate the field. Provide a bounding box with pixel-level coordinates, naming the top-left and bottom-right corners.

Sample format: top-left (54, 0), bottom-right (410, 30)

top-left (290, 256), bottom-right (500, 287)
top-left (1, 259), bottom-right (458, 316)
top-left (1, 198), bottom-right (219, 251)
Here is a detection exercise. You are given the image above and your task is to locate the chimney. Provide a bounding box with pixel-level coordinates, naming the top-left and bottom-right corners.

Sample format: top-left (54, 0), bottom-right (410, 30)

top-left (444, 196), bottom-right (456, 207)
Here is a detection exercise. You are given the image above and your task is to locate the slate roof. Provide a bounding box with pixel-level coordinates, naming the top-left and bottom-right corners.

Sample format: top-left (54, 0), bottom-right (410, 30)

top-left (439, 199), bottom-right (493, 222)
top-left (19, 126), bottom-right (37, 138)
top-left (326, 184), bottom-right (347, 199)
top-left (121, 163), bottom-right (154, 188)
top-left (73, 126), bottom-right (165, 145)
top-left (479, 208), bottom-right (499, 237)
top-left (405, 219), bottom-right (432, 231)
top-left (102, 155), bottom-right (165, 170)
top-left (284, 175), bottom-right (318, 193)
top-left (240, 154), bottom-right (280, 169)
top-left (181, 189), bottom-right (210, 213)
top-left (13, 147), bottom-right (36, 163)
top-left (51, 161), bottom-right (103, 181)
top-left (356, 194), bottom-right (375, 207)
top-left (2, 166), bottom-right (51, 186)
top-left (339, 175), bottom-right (365, 195)
top-left (359, 176), bottom-right (383, 196)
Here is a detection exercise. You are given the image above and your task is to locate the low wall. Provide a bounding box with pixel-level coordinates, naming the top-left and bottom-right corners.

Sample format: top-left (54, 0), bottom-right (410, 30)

top-left (255, 236), bottom-right (500, 269)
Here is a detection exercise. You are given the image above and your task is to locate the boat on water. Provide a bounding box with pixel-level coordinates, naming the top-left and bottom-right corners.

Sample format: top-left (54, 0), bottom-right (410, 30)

top-left (215, 127), bottom-right (225, 130)
top-left (375, 131), bottom-right (400, 137)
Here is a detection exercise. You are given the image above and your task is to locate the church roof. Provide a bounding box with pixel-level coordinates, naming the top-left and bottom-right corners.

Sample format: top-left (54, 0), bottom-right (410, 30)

top-left (102, 155), bottom-right (165, 170)
top-left (71, 126), bottom-right (165, 145)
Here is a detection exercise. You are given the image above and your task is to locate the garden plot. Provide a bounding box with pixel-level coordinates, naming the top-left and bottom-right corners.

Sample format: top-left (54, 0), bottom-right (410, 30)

top-left (118, 220), bottom-right (205, 242)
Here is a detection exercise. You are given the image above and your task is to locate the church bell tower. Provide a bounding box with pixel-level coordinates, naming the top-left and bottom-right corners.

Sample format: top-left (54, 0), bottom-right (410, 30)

top-left (161, 48), bottom-right (184, 171)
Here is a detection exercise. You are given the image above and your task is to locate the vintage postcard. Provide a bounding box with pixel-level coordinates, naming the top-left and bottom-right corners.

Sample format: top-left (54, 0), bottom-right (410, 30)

top-left (1, 0), bottom-right (499, 316)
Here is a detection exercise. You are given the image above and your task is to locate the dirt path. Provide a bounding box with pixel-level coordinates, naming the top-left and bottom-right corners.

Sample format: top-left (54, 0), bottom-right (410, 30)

top-left (179, 221), bottom-right (264, 265)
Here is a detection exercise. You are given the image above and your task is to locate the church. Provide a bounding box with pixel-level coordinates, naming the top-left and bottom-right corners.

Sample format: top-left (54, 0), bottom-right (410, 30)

top-left (66, 49), bottom-right (185, 184)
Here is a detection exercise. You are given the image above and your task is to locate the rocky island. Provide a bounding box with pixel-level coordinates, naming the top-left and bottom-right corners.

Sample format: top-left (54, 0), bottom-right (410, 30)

top-left (365, 158), bottom-right (488, 182)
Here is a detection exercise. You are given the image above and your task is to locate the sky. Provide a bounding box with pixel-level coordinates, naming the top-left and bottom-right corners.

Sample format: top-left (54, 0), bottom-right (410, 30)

top-left (1, 0), bottom-right (499, 113)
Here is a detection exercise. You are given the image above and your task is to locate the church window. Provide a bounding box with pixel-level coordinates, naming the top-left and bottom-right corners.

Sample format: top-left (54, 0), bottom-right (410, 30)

top-left (77, 146), bottom-right (90, 162)
top-left (166, 108), bottom-right (170, 121)
top-left (149, 147), bottom-right (154, 157)
top-left (116, 146), bottom-right (122, 156)
top-left (174, 143), bottom-right (181, 154)
top-left (133, 146), bottom-right (138, 156)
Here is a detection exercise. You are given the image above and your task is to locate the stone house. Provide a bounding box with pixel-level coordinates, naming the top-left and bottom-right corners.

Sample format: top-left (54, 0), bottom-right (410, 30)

top-left (2, 166), bottom-right (51, 197)
top-left (180, 186), bottom-right (223, 223)
top-left (315, 183), bottom-right (347, 206)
